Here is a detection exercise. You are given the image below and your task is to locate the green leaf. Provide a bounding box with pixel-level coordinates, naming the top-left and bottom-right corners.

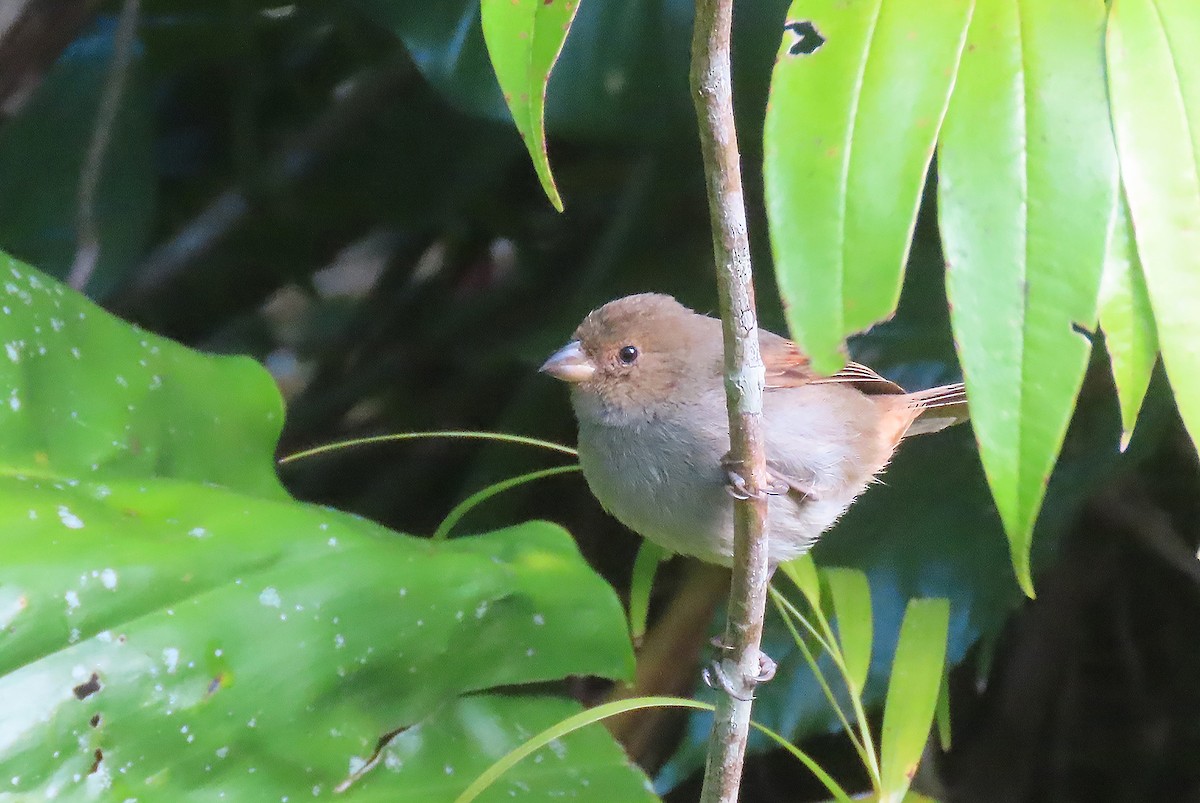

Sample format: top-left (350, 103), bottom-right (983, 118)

top-left (879, 598), bottom-right (950, 799)
top-left (455, 696), bottom-right (700, 803)
top-left (480, 0), bottom-right (582, 212)
top-left (935, 669), bottom-right (952, 751)
top-left (938, 0), bottom-right (1117, 595)
top-left (764, 0), bottom-right (973, 374)
top-left (1098, 192), bottom-right (1159, 451)
top-left (628, 540), bottom-right (668, 643)
top-left (822, 567), bottom-right (873, 696)
top-left (365, 694), bottom-right (658, 801)
top-left (0, 255), bottom-right (640, 799)
top-left (779, 554), bottom-right (823, 611)
top-left (1107, 0), bottom-right (1200, 456)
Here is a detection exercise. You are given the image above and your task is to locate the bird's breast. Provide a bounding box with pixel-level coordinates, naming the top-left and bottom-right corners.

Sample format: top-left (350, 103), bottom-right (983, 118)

top-left (576, 413), bottom-right (733, 561)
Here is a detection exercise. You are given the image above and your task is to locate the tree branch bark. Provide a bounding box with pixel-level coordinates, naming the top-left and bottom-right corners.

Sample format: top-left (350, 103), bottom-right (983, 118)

top-left (690, 1), bottom-right (772, 801)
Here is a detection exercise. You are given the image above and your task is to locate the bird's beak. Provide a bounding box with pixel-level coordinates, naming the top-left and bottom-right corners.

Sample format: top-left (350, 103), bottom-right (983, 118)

top-left (540, 341), bottom-right (595, 383)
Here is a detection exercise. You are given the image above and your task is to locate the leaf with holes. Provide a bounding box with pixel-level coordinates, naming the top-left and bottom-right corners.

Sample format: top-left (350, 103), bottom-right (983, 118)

top-left (0, 253), bottom-right (642, 800)
top-left (764, 0), bottom-right (973, 374)
top-left (938, 0), bottom-right (1117, 595)
top-left (481, 0), bottom-right (582, 211)
top-left (1107, 0), bottom-right (1200, 456)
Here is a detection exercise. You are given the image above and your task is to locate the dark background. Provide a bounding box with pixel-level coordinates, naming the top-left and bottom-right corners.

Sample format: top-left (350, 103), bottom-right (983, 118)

top-left (2, 1), bottom-right (1198, 800)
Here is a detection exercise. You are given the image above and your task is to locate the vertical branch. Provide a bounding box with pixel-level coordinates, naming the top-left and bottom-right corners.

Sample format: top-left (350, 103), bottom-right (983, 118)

top-left (68, 0), bottom-right (141, 292)
top-left (690, 1), bottom-right (772, 801)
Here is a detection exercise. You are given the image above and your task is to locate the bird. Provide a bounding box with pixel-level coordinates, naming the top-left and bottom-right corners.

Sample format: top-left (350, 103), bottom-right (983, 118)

top-left (540, 293), bottom-right (969, 569)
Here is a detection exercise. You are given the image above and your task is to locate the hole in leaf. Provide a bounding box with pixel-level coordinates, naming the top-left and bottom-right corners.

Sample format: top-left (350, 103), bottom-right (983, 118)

top-left (73, 673), bottom-right (101, 700)
top-left (784, 20), bottom-right (826, 56)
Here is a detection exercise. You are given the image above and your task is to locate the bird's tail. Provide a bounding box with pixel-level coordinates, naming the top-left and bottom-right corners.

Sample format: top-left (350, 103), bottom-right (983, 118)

top-left (902, 382), bottom-right (969, 436)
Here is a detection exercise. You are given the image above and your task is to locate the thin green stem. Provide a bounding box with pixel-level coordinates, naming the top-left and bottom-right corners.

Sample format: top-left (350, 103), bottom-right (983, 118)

top-left (277, 431), bottom-right (578, 465)
top-left (432, 465), bottom-right (581, 541)
top-left (770, 590), bottom-right (871, 767)
top-left (771, 586), bottom-right (883, 790)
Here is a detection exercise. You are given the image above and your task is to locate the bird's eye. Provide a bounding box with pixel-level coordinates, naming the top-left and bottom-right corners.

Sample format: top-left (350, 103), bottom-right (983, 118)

top-left (617, 345), bottom-right (639, 365)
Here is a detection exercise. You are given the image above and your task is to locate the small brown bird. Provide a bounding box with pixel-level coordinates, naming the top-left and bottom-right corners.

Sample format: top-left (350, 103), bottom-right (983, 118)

top-left (541, 293), bottom-right (968, 568)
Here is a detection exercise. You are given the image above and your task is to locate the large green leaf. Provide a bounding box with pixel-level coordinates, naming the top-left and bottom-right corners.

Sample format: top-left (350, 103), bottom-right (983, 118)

top-left (1098, 192), bottom-right (1158, 450)
top-left (1107, 0), bottom-right (1200, 455)
top-left (480, 0), bottom-right (582, 211)
top-left (938, 0), bottom-right (1117, 594)
top-left (0, 254), bottom-right (643, 800)
top-left (764, 0), bottom-right (973, 374)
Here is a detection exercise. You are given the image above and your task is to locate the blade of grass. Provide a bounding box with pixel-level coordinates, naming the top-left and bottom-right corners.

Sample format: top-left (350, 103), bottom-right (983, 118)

top-left (453, 695), bottom-right (853, 803)
top-left (771, 584), bottom-right (883, 790)
top-left (277, 431), bottom-right (578, 464)
top-left (432, 465), bottom-right (581, 540)
top-left (770, 588), bottom-right (872, 772)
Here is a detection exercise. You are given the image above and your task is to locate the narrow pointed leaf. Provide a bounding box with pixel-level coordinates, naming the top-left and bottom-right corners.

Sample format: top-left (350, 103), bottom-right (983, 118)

top-left (480, 0), bottom-right (582, 212)
top-left (879, 598), bottom-right (950, 799)
top-left (1098, 192), bottom-right (1158, 450)
top-left (939, 0), bottom-right (1117, 595)
top-left (1107, 0), bottom-right (1200, 454)
top-left (779, 554), bottom-right (822, 611)
top-left (765, 0), bottom-right (973, 374)
top-left (628, 540), bottom-right (667, 642)
top-left (822, 567), bottom-right (872, 695)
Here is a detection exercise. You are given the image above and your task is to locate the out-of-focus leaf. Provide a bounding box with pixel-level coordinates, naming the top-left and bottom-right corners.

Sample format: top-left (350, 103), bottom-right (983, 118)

top-left (0, 255), bottom-right (640, 800)
top-left (0, 19), bottom-right (155, 299)
top-left (1107, 0), bottom-right (1200, 455)
top-left (1098, 192), bottom-right (1158, 450)
top-left (480, 0), bottom-right (582, 211)
top-left (823, 567), bottom-right (872, 695)
top-left (938, 0), bottom-right (1117, 594)
top-left (779, 554), bottom-right (822, 611)
top-left (879, 598), bottom-right (949, 799)
top-left (764, 0), bottom-right (972, 374)
top-left (628, 540), bottom-right (668, 642)
top-left (935, 670), bottom-right (952, 751)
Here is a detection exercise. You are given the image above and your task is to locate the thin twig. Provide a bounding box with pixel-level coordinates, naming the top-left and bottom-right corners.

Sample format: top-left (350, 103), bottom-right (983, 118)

top-left (69, 0), bottom-right (141, 292)
top-left (690, 1), bottom-right (772, 801)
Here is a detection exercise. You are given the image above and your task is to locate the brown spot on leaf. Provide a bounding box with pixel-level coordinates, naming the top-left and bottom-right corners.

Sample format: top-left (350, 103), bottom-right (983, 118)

top-left (88, 749), bottom-right (103, 774)
top-left (90, 714), bottom-right (101, 727)
top-left (73, 673), bottom-right (101, 700)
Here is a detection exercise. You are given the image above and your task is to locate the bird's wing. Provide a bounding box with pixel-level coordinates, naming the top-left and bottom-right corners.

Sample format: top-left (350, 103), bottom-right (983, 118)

top-left (758, 329), bottom-right (905, 395)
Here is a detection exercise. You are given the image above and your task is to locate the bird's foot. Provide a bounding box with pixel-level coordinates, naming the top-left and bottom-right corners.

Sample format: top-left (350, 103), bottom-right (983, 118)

top-left (702, 638), bottom-right (777, 700)
top-left (720, 453), bottom-right (790, 500)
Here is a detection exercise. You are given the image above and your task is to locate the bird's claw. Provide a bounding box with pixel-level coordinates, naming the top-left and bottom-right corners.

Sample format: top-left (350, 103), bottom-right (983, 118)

top-left (720, 454), bottom-right (789, 500)
top-left (702, 640), bottom-right (777, 699)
